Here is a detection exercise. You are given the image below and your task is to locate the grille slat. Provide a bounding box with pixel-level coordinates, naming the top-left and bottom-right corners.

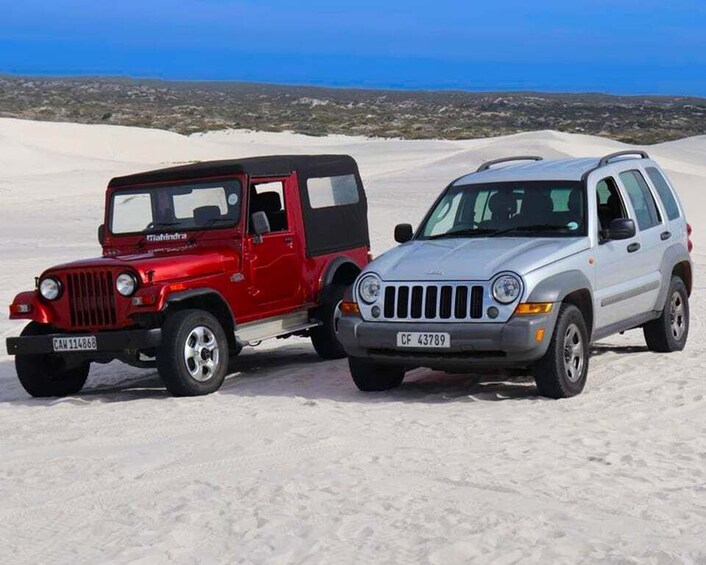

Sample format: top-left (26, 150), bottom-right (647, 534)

top-left (383, 283), bottom-right (485, 321)
top-left (66, 270), bottom-right (117, 329)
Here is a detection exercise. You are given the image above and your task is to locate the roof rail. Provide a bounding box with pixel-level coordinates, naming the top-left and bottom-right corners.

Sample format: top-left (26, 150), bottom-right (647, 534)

top-left (476, 156), bottom-right (543, 173)
top-left (598, 150), bottom-right (649, 167)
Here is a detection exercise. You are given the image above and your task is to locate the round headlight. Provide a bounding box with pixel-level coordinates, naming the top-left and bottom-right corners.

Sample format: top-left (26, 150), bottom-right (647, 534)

top-left (116, 272), bottom-right (138, 297)
top-left (39, 277), bottom-right (61, 300)
top-left (358, 274), bottom-right (382, 304)
top-left (492, 274), bottom-right (522, 304)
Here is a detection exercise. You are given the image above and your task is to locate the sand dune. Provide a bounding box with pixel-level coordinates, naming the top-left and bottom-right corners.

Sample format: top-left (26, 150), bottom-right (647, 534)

top-left (0, 119), bottom-right (704, 563)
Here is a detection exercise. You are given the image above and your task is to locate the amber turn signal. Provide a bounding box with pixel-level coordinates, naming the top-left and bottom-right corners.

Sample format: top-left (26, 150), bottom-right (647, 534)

top-left (515, 302), bottom-right (553, 315)
top-left (340, 301), bottom-right (360, 315)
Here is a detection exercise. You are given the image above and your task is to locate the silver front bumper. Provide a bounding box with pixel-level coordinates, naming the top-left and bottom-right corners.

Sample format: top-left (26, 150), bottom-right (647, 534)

top-left (337, 309), bottom-right (558, 369)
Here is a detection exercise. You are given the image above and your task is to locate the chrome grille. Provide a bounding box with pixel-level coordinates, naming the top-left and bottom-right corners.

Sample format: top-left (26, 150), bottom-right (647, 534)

top-left (66, 271), bottom-right (117, 328)
top-left (382, 283), bottom-right (485, 321)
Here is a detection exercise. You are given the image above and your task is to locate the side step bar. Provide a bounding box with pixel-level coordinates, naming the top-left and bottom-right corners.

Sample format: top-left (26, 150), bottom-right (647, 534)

top-left (235, 311), bottom-right (321, 346)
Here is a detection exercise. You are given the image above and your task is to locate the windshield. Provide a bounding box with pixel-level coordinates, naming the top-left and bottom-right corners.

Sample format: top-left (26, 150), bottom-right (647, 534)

top-left (110, 179), bottom-right (243, 235)
top-left (418, 181), bottom-right (586, 239)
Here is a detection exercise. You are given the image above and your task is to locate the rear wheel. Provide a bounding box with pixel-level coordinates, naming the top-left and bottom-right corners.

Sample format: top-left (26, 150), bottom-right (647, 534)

top-left (349, 357), bottom-right (405, 391)
top-left (532, 304), bottom-right (589, 399)
top-left (157, 309), bottom-right (229, 396)
top-left (15, 322), bottom-right (90, 398)
top-left (643, 276), bottom-right (689, 352)
top-left (311, 284), bottom-right (347, 360)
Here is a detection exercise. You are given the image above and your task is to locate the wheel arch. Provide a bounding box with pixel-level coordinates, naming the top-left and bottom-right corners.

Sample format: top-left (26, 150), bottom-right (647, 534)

top-left (320, 257), bottom-right (363, 295)
top-left (164, 289), bottom-right (237, 351)
top-left (655, 244), bottom-right (692, 311)
top-left (527, 270), bottom-right (594, 337)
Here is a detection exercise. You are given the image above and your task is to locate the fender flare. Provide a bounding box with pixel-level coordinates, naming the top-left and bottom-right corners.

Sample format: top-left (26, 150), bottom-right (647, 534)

top-left (320, 257), bottom-right (363, 290)
top-left (527, 270), bottom-right (593, 304)
top-left (164, 288), bottom-right (237, 330)
top-left (654, 243), bottom-right (691, 311)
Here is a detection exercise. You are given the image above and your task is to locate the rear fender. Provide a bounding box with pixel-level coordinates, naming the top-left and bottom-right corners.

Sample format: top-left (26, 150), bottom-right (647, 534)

top-left (655, 244), bottom-right (691, 311)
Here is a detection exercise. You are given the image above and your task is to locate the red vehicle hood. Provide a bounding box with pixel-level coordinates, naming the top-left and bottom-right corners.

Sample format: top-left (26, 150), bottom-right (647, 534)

top-left (45, 247), bottom-right (237, 285)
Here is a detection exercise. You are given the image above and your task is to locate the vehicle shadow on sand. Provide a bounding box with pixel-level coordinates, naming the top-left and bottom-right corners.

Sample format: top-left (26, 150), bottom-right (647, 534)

top-left (0, 342), bottom-right (541, 404)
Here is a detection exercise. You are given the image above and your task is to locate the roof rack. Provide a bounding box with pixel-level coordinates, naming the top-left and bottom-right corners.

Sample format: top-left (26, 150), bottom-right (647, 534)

top-left (598, 150), bottom-right (649, 167)
top-left (476, 156), bottom-right (543, 173)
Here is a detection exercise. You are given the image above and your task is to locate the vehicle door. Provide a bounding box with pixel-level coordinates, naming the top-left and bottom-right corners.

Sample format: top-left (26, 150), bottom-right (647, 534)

top-left (591, 169), bottom-right (651, 329)
top-left (242, 175), bottom-right (303, 314)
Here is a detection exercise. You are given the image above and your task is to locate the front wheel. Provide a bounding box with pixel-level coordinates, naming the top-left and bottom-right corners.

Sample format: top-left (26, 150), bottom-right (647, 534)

top-left (531, 304), bottom-right (589, 399)
top-left (349, 357), bottom-right (406, 391)
top-left (643, 276), bottom-right (689, 352)
top-left (15, 322), bottom-right (90, 398)
top-left (157, 309), bottom-right (229, 396)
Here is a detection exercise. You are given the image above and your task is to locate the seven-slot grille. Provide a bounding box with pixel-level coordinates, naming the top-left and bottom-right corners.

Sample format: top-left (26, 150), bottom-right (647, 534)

top-left (66, 271), bottom-right (118, 328)
top-left (383, 283), bottom-right (484, 321)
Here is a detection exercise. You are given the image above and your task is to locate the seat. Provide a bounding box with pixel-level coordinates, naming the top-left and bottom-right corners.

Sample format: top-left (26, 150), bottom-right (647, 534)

top-left (480, 191), bottom-right (516, 229)
top-left (516, 192), bottom-right (554, 226)
top-left (251, 191), bottom-right (287, 232)
top-left (193, 205), bottom-right (222, 227)
top-left (566, 188), bottom-right (583, 227)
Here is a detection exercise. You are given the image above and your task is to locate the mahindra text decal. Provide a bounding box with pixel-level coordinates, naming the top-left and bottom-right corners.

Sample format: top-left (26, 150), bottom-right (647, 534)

top-left (146, 233), bottom-right (188, 243)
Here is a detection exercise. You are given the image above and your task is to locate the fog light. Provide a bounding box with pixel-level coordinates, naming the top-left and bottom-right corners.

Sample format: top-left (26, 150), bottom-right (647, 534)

top-left (487, 306), bottom-right (499, 319)
top-left (371, 305), bottom-right (381, 318)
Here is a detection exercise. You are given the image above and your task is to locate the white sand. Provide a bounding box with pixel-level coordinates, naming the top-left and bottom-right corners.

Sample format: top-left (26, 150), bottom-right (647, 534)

top-left (0, 118), bottom-right (704, 563)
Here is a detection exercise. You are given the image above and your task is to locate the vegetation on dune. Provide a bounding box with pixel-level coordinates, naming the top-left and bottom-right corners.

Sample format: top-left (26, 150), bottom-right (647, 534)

top-left (1, 76), bottom-right (705, 144)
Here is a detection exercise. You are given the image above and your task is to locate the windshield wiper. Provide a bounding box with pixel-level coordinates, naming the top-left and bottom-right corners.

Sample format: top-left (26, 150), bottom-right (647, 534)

top-left (488, 224), bottom-right (571, 237)
top-left (187, 217), bottom-right (231, 244)
top-left (426, 228), bottom-right (498, 240)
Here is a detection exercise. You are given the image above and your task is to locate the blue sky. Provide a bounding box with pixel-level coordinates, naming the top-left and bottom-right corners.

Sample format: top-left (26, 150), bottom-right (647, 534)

top-left (1, 0), bottom-right (706, 95)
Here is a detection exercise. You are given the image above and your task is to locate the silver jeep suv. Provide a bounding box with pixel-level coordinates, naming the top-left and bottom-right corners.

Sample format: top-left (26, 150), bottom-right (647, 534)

top-left (337, 151), bottom-right (693, 398)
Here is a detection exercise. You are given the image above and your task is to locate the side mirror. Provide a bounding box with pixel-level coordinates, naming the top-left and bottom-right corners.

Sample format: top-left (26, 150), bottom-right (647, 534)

top-left (394, 223), bottom-right (414, 243)
top-left (607, 218), bottom-right (636, 241)
top-left (98, 224), bottom-right (105, 246)
top-left (251, 211), bottom-right (271, 236)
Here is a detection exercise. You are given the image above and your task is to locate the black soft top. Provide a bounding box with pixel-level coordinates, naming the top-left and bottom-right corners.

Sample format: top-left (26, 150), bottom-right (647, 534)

top-left (108, 154), bottom-right (370, 258)
top-left (108, 154), bottom-right (358, 188)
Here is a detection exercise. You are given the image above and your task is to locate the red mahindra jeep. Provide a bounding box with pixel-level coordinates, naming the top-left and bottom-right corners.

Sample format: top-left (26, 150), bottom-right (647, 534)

top-left (6, 155), bottom-right (370, 397)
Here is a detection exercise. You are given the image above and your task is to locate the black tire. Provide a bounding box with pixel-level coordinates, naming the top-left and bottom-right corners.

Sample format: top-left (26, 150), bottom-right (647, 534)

top-left (349, 357), bottom-right (405, 392)
top-left (643, 276), bottom-right (689, 352)
top-left (531, 304), bottom-right (589, 399)
top-left (157, 309), bottom-right (229, 396)
top-left (311, 284), bottom-right (347, 360)
top-left (15, 322), bottom-right (90, 398)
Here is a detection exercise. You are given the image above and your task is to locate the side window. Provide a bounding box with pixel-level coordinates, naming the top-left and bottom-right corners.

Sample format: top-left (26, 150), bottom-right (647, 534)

top-left (619, 170), bottom-right (662, 230)
top-left (249, 180), bottom-right (288, 233)
top-left (306, 174), bottom-right (359, 208)
top-left (646, 167), bottom-right (680, 220)
top-left (596, 177), bottom-right (627, 231)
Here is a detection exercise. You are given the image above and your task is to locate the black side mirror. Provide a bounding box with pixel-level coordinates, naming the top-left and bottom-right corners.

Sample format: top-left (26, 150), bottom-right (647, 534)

top-left (394, 223), bottom-right (414, 243)
top-left (251, 211), bottom-right (271, 236)
top-left (98, 224), bottom-right (105, 245)
top-left (607, 218), bottom-right (636, 241)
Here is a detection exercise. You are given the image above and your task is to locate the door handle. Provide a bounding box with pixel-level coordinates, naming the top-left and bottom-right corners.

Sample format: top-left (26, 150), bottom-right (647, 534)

top-left (284, 237), bottom-right (294, 246)
top-left (627, 242), bottom-right (640, 253)
top-left (661, 231), bottom-right (672, 241)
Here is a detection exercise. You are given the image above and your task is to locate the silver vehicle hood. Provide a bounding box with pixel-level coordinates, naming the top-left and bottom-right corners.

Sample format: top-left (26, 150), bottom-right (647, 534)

top-left (369, 237), bottom-right (590, 281)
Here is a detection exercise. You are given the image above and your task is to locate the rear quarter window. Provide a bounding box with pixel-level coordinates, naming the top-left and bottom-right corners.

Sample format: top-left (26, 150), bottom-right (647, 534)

top-left (645, 167), bottom-right (681, 220)
top-left (306, 174), bottom-right (359, 209)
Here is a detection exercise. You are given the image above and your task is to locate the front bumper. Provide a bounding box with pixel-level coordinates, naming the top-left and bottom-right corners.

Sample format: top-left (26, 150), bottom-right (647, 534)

top-left (6, 329), bottom-right (162, 356)
top-left (337, 310), bottom-right (558, 370)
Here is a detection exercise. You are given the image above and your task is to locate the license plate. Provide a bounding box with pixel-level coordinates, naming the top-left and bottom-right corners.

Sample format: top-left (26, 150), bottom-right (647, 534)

top-left (52, 336), bottom-right (98, 352)
top-left (396, 332), bottom-right (450, 349)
